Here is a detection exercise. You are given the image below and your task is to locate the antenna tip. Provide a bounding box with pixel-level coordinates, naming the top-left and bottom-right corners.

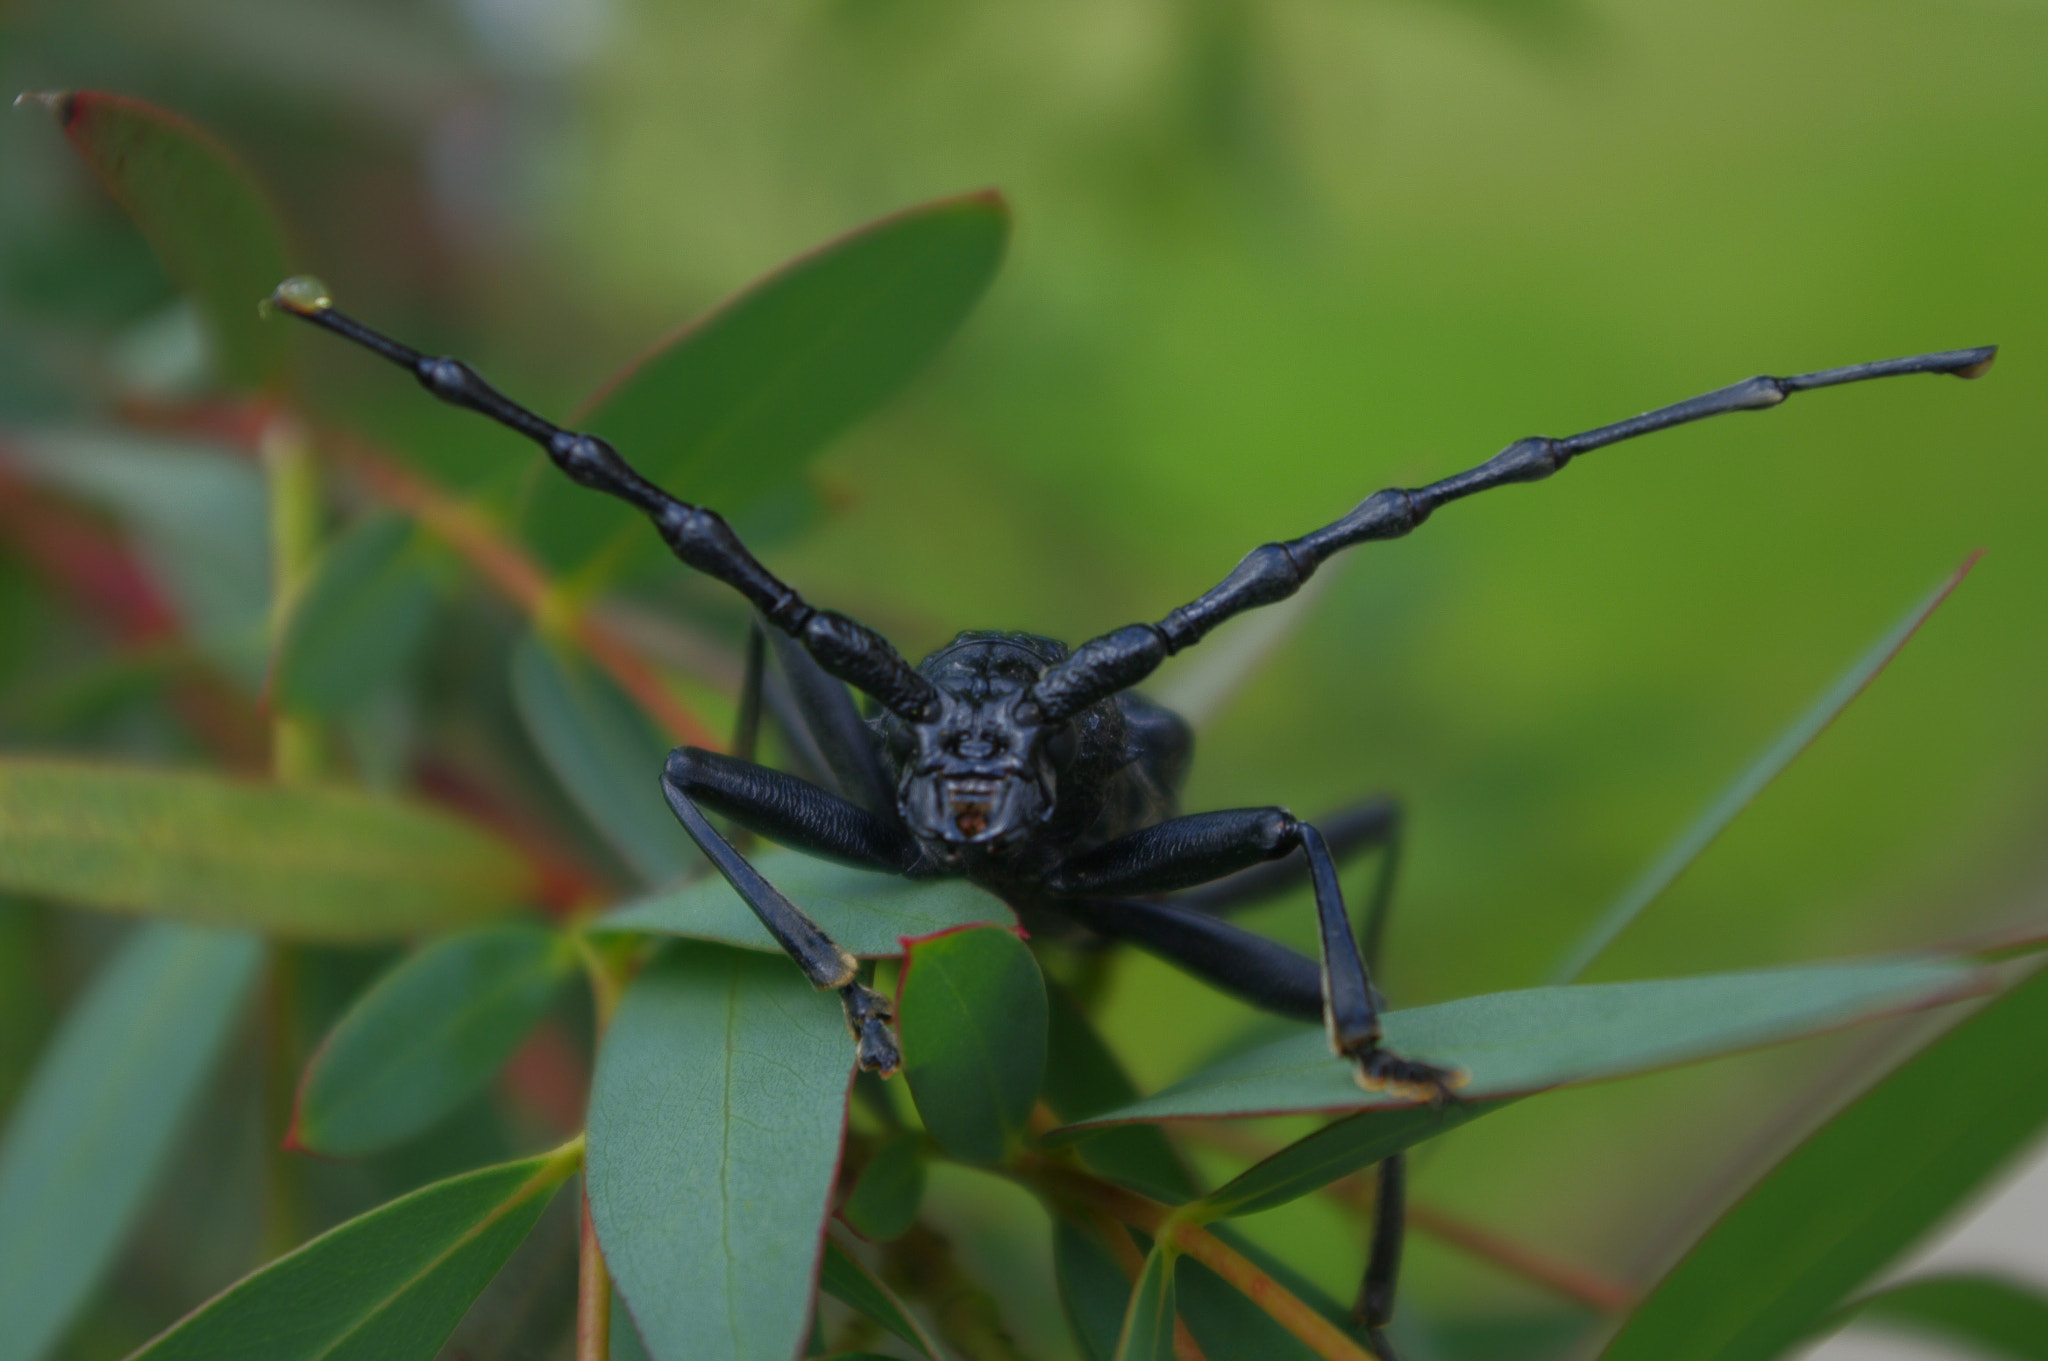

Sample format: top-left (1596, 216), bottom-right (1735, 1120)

top-left (1953, 346), bottom-right (1998, 380)
top-left (264, 275), bottom-right (333, 319)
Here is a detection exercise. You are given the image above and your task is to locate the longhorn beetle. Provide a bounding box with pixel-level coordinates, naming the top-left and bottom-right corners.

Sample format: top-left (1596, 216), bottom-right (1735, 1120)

top-left (269, 273), bottom-right (1993, 1357)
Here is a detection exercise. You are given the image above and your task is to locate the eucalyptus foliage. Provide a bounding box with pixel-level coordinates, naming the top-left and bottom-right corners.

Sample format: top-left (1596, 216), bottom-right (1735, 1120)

top-left (0, 89), bottom-right (2041, 1361)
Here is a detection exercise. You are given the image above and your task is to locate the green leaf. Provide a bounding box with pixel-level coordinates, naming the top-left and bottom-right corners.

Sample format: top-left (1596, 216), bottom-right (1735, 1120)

top-left (1055, 1220), bottom-right (1132, 1361)
top-left (1846, 1273), bottom-right (2048, 1359)
top-left (1055, 956), bottom-right (1981, 1160)
top-left (819, 1233), bottom-right (945, 1361)
top-left (291, 924), bottom-right (575, 1156)
top-left (596, 847), bottom-right (1014, 957)
top-left (0, 757), bottom-right (536, 940)
top-left (840, 1133), bottom-right (926, 1242)
top-left (1112, 1245), bottom-right (1177, 1361)
top-left (1043, 979), bottom-right (1198, 1203)
top-left (273, 514), bottom-right (440, 717)
top-left (30, 91), bottom-right (293, 390)
top-left (527, 191), bottom-right (1010, 577)
top-left (898, 926), bottom-right (1047, 1164)
top-left (1198, 1103), bottom-right (1496, 1220)
top-left (510, 630), bottom-right (697, 886)
top-left (1553, 559), bottom-right (1973, 983)
top-left (128, 1145), bottom-right (579, 1360)
top-left (0, 923), bottom-right (261, 1361)
top-left (587, 943), bottom-right (853, 1361)
top-left (1601, 963), bottom-right (2048, 1361)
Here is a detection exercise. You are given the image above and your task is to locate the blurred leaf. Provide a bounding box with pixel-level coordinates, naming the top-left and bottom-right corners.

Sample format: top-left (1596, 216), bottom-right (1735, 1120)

top-left (510, 629), bottom-right (697, 886)
top-left (7, 430), bottom-right (269, 686)
top-left (840, 1133), bottom-right (926, 1242)
top-left (1197, 1103), bottom-right (1494, 1220)
top-left (128, 1144), bottom-right (579, 1360)
top-left (0, 757), bottom-right (536, 940)
top-left (0, 923), bottom-right (261, 1361)
top-left (898, 925), bottom-right (1047, 1165)
top-left (1055, 1220), bottom-right (1132, 1361)
top-left (819, 1233), bottom-right (945, 1361)
top-left (587, 943), bottom-right (852, 1361)
top-left (1112, 1244), bottom-right (1177, 1361)
top-left (596, 847), bottom-right (1014, 957)
top-left (1844, 1273), bottom-right (2048, 1359)
top-left (1055, 956), bottom-right (1981, 1131)
top-left (291, 924), bottom-right (575, 1156)
top-left (1601, 963), bottom-right (2048, 1361)
top-left (30, 91), bottom-right (292, 390)
top-left (1553, 559), bottom-right (1974, 983)
top-left (530, 191), bottom-right (1010, 577)
top-left (1043, 979), bottom-right (1199, 1203)
top-left (273, 513), bottom-right (440, 717)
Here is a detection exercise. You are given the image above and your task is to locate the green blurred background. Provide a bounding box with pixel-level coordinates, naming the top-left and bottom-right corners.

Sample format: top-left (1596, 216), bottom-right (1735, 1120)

top-left (1, 0), bottom-right (2043, 1355)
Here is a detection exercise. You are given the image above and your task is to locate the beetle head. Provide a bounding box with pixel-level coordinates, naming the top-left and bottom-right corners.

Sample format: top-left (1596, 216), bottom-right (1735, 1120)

top-left (886, 632), bottom-right (1078, 857)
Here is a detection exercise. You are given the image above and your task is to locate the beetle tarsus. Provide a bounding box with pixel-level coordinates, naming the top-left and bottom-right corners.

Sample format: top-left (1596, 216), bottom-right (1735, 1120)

top-left (840, 981), bottom-right (902, 1077)
top-left (1349, 1044), bottom-right (1466, 1105)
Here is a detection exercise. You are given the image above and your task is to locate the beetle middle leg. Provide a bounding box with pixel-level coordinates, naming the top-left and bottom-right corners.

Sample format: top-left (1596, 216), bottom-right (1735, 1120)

top-left (1049, 808), bottom-right (1457, 1100)
top-left (660, 748), bottom-right (922, 1074)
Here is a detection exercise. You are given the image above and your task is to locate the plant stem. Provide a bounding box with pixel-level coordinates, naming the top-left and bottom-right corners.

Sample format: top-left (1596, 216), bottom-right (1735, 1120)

top-left (577, 1190), bottom-right (611, 1361)
top-left (1083, 1210), bottom-right (1208, 1361)
top-left (262, 412), bottom-right (324, 783)
top-left (1025, 1159), bottom-right (1374, 1361)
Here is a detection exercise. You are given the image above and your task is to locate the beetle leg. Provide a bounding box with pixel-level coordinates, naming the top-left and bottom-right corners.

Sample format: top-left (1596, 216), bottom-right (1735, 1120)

top-left (1050, 809), bottom-right (1460, 1102)
top-left (659, 750), bottom-right (922, 1074)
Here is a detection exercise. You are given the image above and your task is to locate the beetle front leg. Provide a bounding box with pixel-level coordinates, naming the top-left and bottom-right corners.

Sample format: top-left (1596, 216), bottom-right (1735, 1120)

top-left (659, 751), bottom-right (918, 1075)
top-left (1052, 808), bottom-right (1460, 1102)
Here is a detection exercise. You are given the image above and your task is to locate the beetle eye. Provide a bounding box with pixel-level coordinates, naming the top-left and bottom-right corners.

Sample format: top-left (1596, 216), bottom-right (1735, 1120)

top-left (1045, 724), bottom-right (1079, 770)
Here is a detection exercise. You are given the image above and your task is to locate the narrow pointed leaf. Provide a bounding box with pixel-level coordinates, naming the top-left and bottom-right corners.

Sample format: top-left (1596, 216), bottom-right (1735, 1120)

top-left (1601, 963), bottom-right (2048, 1361)
top-left (1055, 956), bottom-right (1982, 1134)
top-left (820, 1233), bottom-right (945, 1361)
top-left (510, 630), bottom-right (697, 886)
top-left (292, 924), bottom-right (575, 1156)
top-left (1112, 1245), bottom-right (1177, 1361)
top-left (0, 923), bottom-right (261, 1361)
top-left (0, 757), bottom-right (536, 939)
top-left (529, 191), bottom-right (1010, 575)
top-left (587, 944), bottom-right (852, 1361)
top-left (129, 1145), bottom-right (578, 1360)
top-left (898, 925), bottom-right (1047, 1165)
top-left (840, 1133), bottom-right (926, 1242)
top-left (273, 514), bottom-right (440, 717)
top-left (596, 848), bottom-right (1013, 957)
top-left (1845, 1273), bottom-right (2048, 1359)
top-left (1198, 1102), bottom-right (1497, 1220)
top-left (1554, 559), bottom-right (1974, 983)
top-left (1042, 979), bottom-right (1198, 1203)
top-left (31, 91), bottom-right (292, 389)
